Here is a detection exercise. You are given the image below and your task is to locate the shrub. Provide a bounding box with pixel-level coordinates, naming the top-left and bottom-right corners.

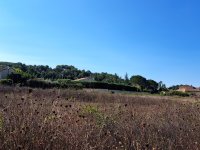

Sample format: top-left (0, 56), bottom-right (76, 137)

top-left (8, 71), bottom-right (32, 85)
top-left (161, 91), bottom-right (190, 97)
top-left (76, 81), bottom-right (139, 91)
top-left (0, 79), bottom-right (13, 86)
top-left (27, 79), bottom-right (83, 89)
top-left (26, 79), bottom-right (58, 89)
top-left (80, 105), bottom-right (109, 127)
top-left (57, 79), bottom-right (72, 84)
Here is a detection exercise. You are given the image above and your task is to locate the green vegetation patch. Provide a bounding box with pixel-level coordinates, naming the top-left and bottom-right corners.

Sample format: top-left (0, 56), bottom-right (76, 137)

top-left (80, 105), bottom-right (110, 127)
top-left (0, 79), bottom-right (13, 86)
top-left (161, 91), bottom-right (190, 97)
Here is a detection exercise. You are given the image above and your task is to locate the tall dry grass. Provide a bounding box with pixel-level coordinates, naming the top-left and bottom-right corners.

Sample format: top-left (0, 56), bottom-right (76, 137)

top-left (0, 86), bottom-right (200, 150)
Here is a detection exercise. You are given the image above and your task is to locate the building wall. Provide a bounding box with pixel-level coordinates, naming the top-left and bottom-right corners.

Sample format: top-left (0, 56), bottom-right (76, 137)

top-left (0, 68), bottom-right (13, 79)
top-left (177, 88), bottom-right (186, 92)
top-left (177, 87), bottom-right (199, 92)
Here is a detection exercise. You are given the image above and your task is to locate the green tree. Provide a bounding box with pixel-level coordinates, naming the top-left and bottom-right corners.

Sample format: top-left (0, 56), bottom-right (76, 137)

top-left (147, 79), bottom-right (158, 93)
top-left (158, 81), bottom-right (167, 91)
top-left (130, 75), bottom-right (147, 90)
top-left (124, 73), bottom-right (129, 84)
top-left (168, 85), bottom-right (182, 90)
top-left (8, 69), bottom-right (32, 85)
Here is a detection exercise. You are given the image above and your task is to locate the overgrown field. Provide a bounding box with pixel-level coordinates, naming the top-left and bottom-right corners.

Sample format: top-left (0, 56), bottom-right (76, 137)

top-left (0, 87), bottom-right (200, 150)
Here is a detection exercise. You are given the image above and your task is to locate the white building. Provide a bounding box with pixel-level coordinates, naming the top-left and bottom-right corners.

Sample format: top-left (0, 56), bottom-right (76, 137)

top-left (0, 66), bottom-right (14, 79)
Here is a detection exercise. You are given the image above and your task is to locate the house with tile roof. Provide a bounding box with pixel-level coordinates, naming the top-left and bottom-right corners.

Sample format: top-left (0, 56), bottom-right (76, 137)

top-left (177, 85), bottom-right (199, 92)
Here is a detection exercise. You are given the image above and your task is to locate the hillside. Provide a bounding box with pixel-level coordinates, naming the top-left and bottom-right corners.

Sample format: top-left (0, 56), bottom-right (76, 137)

top-left (0, 61), bottom-right (163, 92)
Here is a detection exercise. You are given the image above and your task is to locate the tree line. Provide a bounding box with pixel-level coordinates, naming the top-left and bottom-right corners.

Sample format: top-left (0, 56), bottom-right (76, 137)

top-left (0, 62), bottom-right (166, 92)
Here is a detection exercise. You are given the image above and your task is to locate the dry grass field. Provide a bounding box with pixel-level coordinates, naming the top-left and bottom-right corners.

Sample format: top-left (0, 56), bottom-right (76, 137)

top-left (0, 86), bottom-right (200, 150)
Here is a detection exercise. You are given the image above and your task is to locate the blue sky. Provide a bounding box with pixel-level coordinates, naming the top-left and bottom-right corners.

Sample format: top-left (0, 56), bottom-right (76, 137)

top-left (0, 0), bottom-right (200, 86)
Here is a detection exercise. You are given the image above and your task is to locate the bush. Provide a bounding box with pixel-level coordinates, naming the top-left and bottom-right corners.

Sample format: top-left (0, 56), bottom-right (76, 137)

top-left (8, 72), bottom-right (32, 85)
top-left (27, 79), bottom-right (83, 89)
top-left (161, 91), bottom-right (190, 97)
top-left (55, 79), bottom-right (83, 89)
top-left (13, 77), bottom-right (138, 91)
top-left (0, 79), bottom-right (13, 86)
top-left (26, 79), bottom-right (58, 89)
top-left (57, 79), bottom-right (72, 84)
top-left (76, 81), bottom-right (139, 91)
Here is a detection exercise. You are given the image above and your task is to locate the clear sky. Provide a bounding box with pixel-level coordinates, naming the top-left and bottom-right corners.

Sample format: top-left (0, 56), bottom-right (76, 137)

top-left (0, 0), bottom-right (200, 87)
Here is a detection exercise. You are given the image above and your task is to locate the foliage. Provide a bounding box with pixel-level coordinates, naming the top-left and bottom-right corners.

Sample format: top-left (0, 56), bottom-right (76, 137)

top-left (8, 69), bottom-right (32, 85)
top-left (0, 79), bottom-right (13, 86)
top-left (27, 79), bottom-right (83, 89)
top-left (57, 79), bottom-right (72, 84)
top-left (0, 62), bottom-right (161, 93)
top-left (26, 79), bottom-right (59, 89)
top-left (81, 105), bottom-right (106, 127)
top-left (92, 73), bottom-right (124, 84)
top-left (130, 75), bottom-right (148, 90)
top-left (26, 79), bottom-right (138, 91)
top-left (129, 75), bottom-right (161, 93)
top-left (124, 72), bottom-right (129, 84)
top-left (158, 81), bottom-right (168, 91)
top-left (78, 81), bottom-right (139, 91)
top-left (57, 80), bottom-right (83, 89)
top-left (147, 79), bottom-right (159, 93)
top-left (161, 91), bottom-right (190, 97)
top-left (168, 85), bottom-right (182, 90)
top-left (0, 62), bottom-right (92, 80)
